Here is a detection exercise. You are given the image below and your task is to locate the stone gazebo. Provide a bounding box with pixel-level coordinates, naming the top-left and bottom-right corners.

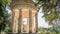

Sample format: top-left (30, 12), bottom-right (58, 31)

top-left (10, 0), bottom-right (38, 33)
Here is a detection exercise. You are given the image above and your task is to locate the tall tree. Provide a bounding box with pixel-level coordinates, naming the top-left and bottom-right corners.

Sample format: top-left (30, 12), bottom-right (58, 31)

top-left (0, 0), bottom-right (11, 32)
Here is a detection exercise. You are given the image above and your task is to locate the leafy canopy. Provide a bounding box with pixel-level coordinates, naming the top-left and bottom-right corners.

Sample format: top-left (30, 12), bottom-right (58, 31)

top-left (36, 0), bottom-right (60, 24)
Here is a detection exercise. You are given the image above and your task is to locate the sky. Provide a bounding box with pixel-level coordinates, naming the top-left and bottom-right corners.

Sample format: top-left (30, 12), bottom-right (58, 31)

top-left (38, 7), bottom-right (52, 28)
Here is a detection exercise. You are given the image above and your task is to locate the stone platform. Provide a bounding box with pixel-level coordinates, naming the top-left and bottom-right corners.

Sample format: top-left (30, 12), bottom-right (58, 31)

top-left (8, 33), bottom-right (39, 34)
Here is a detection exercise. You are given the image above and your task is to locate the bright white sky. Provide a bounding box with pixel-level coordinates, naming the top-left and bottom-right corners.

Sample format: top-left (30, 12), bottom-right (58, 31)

top-left (38, 7), bottom-right (52, 28)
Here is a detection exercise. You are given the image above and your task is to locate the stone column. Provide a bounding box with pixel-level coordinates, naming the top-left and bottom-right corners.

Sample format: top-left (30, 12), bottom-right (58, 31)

top-left (18, 9), bottom-right (22, 33)
top-left (35, 12), bottom-right (38, 33)
top-left (13, 11), bottom-right (17, 33)
top-left (29, 10), bottom-right (32, 33)
top-left (12, 10), bottom-right (19, 33)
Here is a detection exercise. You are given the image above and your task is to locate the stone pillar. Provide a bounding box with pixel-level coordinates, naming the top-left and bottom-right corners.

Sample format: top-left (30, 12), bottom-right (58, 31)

top-left (12, 11), bottom-right (16, 33)
top-left (29, 10), bottom-right (32, 33)
top-left (11, 9), bottom-right (19, 33)
top-left (35, 12), bottom-right (38, 33)
top-left (18, 9), bottom-right (22, 33)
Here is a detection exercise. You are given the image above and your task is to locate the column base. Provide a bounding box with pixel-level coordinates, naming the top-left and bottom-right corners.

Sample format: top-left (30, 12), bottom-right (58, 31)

top-left (36, 31), bottom-right (38, 33)
top-left (8, 32), bottom-right (18, 34)
top-left (29, 32), bottom-right (32, 33)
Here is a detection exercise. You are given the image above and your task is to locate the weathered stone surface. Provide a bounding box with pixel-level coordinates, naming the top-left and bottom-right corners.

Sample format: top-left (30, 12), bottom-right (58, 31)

top-left (10, 0), bottom-right (38, 33)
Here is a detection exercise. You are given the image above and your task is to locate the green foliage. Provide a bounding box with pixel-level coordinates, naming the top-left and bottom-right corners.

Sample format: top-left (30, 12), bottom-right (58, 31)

top-left (36, 0), bottom-right (60, 25)
top-left (4, 25), bottom-right (10, 32)
top-left (0, 0), bottom-right (11, 5)
top-left (0, 0), bottom-right (11, 32)
top-left (38, 27), bottom-right (60, 34)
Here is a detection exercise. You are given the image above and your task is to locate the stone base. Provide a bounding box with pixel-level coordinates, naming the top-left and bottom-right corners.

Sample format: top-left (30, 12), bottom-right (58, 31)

top-left (8, 32), bottom-right (39, 34)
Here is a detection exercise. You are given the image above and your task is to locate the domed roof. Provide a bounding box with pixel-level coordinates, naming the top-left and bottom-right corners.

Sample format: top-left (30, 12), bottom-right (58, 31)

top-left (12, 0), bottom-right (34, 3)
top-left (10, 0), bottom-right (36, 8)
